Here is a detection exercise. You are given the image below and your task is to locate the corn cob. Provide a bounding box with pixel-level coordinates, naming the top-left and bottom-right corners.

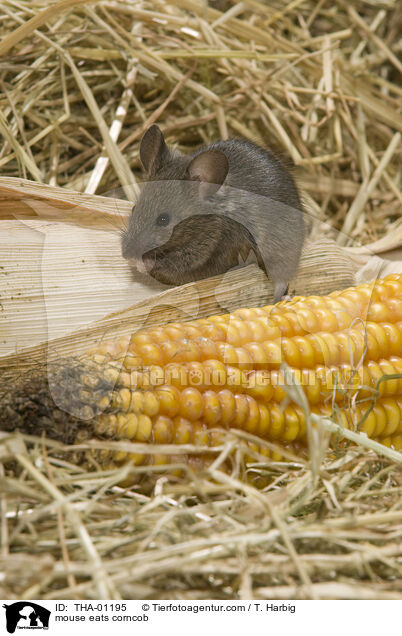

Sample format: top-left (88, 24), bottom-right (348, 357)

top-left (78, 274), bottom-right (402, 470)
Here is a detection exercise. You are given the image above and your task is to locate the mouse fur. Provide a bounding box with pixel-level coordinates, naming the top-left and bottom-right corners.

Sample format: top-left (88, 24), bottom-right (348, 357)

top-left (122, 125), bottom-right (305, 302)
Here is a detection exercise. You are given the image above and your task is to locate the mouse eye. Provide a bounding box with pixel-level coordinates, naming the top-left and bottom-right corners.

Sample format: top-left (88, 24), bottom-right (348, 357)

top-left (156, 213), bottom-right (170, 227)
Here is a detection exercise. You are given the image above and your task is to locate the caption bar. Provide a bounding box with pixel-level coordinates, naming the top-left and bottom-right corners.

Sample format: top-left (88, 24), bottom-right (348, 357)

top-left (1, 599), bottom-right (394, 635)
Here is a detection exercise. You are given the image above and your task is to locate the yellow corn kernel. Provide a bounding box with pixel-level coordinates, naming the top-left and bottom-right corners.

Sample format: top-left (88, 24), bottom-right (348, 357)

top-left (305, 333), bottom-right (331, 366)
top-left (271, 370), bottom-right (287, 402)
top-left (257, 403), bottom-right (271, 437)
top-left (381, 397), bottom-right (401, 437)
top-left (315, 333), bottom-right (340, 366)
top-left (202, 390), bottom-right (222, 425)
top-left (261, 341), bottom-right (282, 366)
top-left (367, 302), bottom-right (392, 323)
top-left (294, 307), bottom-right (319, 333)
top-left (218, 389), bottom-right (236, 424)
top-left (388, 300), bottom-right (402, 321)
top-left (315, 307), bottom-right (341, 332)
top-left (119, 413), bottom-right (138, 439)
top-left (270, 313), bottom-right (294, 337)
top-left (184, 361), bottom-right (206, 390)
top-left (245, 370), bottom-right (274, 402)
top-left (301, 369), bottom-right (322, 405)
top-left (111, 388), bottom-right (131, 411)
top-left (136, 342), bottom-right (165, 366)
top-left (281, 338), bottom-right (302, 368)
top-left (179, 387), bottom-right (204, 421)
top-left (85, 274), bottom-right (401, 474)
top-left (130, 391), bottom-right (145, 413)
top-left (164, 363), bottom-right (189, 389)
top-left (193, 422), bottom-right (209, 446)
top-left (377, 360), bottom-right (400, 396)
top-left (243, 396), bottom-right (260, 434)
top-left (152, 454), bottom-right (170, 466)
top-left (123, 353), bottom-right (143, 371)
top-left (268, 403), bottom-right (285, 439)
top-left (203, 359), bottom-right (228, 385)
top-left (232, 394), bottom-right (250, 428)
top-left (94, 415), bottom-right (108, 436)
top-left (226, 366), bottom-right (248, 391)
top-left (113, 449), bottom-right (128, 463)
top-left (293, 335), bottom-right (316, 368)
top-left (382, 323), bottom-right (402, 355)
top-left (196, 337), bottom-right (220, 361)
top-left (283, 406), bottom-right (300, 442)
top-left (153, 416), bottom-right (174, 444)
top-left (367, 360), bottom-right (386, 396)
top-left (391, 357), bottom-right (402, 393)
top-left (136, 414), bottom-right (152, 441)
top-left (358, 410), bottom-right (376, 438)
top-left (103, 414), bottom-right (120, 437)
top-left (391, 435), bottom-right (402, 451)
top-left (226, 318), bottom-right (253, 346)
top-left (208, 429), bottom-right (225, 447)
top-left (127, 452), bottom-right (146, 466)
top-left (372, 403), bottom-right (388, 437)
top-left (155, 385), bottom-right (181, 417)
top-left (282, 311), bottom-right (306, 336)
top-left (173, 417), bottom-right (194, 444)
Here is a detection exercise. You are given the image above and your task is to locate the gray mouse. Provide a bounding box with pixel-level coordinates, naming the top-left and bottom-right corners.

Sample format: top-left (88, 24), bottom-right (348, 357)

top-left (121, 125), bottom-right (305, 303)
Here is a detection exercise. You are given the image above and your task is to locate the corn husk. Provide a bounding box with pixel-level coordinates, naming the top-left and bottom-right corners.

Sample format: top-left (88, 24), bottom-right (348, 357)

top-left (0, 219), bottom-right (356, 364)
top-left (1, 0), bottom-right (402, 603)
top-left (2, 177), bottom-right (401, 368)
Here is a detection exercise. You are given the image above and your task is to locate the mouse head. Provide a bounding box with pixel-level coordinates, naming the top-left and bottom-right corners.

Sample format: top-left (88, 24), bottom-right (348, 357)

top-left (121, 125), bottom-right (229, 274)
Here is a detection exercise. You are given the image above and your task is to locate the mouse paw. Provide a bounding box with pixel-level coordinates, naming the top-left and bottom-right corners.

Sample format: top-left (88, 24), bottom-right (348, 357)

top-left (273, 281), bottom-right (293, 304)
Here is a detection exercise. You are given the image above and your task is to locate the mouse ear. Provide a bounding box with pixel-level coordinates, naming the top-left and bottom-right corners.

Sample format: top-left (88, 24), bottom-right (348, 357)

top-left (140, 125), bottom-right (170, 175)
top-left (186, 150), bottom-right (229, 198)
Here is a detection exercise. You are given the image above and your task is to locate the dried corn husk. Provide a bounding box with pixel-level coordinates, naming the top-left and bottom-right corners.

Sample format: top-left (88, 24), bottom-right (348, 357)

top-left (1, 178), bottom-right (401, 374)
top-left (0, 176), bottom-right (129, 229)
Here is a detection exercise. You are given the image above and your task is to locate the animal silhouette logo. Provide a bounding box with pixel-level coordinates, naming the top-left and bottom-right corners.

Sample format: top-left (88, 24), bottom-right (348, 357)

top-left (3, 602), bottom-right (50, 634)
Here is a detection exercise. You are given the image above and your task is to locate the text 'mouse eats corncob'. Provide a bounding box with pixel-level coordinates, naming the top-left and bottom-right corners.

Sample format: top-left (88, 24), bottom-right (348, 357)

top-left (77, 273), bottom-right (402, 472)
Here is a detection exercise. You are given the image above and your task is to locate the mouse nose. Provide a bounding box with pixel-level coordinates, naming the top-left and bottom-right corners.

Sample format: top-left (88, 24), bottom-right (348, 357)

top-left (126, 251), bottom-right (156, 274)
top-left (122, 234), bottom-right (156, 274)
top-left (121, 234), bottom-right (142, 261)
top-left (121, 242), bottom-right (135, 260)
top-left (128, 256), bottom-right (148, 274)
top-left (122, 242), bottom-right (147, 272)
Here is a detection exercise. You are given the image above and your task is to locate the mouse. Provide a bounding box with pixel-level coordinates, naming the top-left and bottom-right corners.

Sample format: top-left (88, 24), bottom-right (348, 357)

top-left (121, 124), bottom-right (306, 303)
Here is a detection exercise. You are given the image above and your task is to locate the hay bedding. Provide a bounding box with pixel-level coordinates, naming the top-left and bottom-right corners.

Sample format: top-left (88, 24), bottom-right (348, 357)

top-left (0, 0), bottom-right (401, 600)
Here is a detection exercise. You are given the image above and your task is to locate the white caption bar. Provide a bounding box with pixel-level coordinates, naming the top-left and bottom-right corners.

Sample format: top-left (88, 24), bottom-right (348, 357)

top-left (1, 599), bottom-right (397, 636)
